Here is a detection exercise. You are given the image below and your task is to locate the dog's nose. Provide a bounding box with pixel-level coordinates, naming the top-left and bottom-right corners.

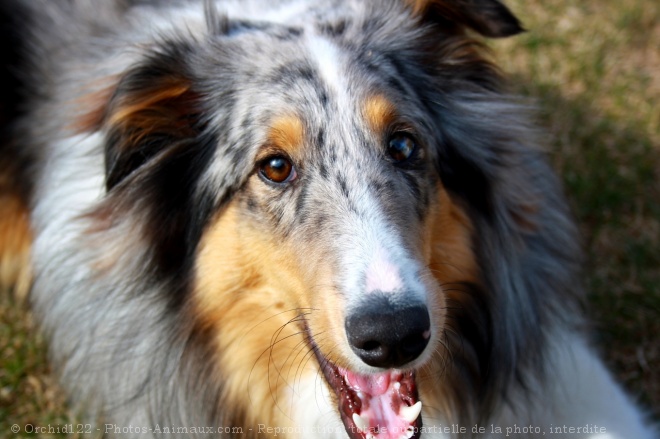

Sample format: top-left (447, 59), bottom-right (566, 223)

top-left (345, 294), bottom-right (430, 368)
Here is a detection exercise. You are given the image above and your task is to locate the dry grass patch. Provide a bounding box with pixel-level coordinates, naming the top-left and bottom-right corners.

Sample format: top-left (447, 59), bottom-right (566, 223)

top-left (0, 292), bottom-right (73, 439)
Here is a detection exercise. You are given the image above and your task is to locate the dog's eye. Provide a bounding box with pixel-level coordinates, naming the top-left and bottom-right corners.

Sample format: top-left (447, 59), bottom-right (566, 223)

top-left (259, 156), bottom-right (296, 184)
top-left (387, 133), bottom-right (416, 163)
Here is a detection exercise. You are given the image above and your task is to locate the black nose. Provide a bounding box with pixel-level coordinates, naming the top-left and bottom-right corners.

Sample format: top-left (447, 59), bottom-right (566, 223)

top-left (345, 295), bottom-right (431, 368)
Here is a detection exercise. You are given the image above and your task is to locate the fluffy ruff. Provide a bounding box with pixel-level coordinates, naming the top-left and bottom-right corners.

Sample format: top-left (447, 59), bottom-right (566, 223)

top-left (0, 0), bottom-right (655, 438)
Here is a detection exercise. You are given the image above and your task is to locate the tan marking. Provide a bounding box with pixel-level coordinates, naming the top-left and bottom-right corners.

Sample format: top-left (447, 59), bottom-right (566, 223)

top-left (406, 0), bottom-right (430, 16)
top-left (108, 83), bottom-right (191, 128)
top-left (363, 94), bottom-right (397, 134)
top-left (403, 182), bottom-right (480, 422)
top-left (0, 182), bottom-right (32, 301)
top-left (266, 115), bottom-right (305, 157)
top-left (112, 82), bottom-right (195, 147)
top-left (72, 73), bottom-right (198, 158)
top-left (194, 202), bottom-right (316, 428)
top-left (427, 183), bottom-right (479, 287)
top-left (69, 77), bottom-right (119, 134)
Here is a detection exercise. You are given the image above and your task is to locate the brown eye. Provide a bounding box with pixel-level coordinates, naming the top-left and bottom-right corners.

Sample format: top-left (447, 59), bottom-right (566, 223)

top-left (259, 156), bottom-right (296, 184)
top-left (387, 132), bottom-right (416, 163)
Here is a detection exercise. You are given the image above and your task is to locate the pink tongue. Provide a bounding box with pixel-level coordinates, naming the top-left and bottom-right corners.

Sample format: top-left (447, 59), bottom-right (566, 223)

top-left (341, 369), bottom-right (415, 439)
top-left (345, 372), bottom-right (392, 396)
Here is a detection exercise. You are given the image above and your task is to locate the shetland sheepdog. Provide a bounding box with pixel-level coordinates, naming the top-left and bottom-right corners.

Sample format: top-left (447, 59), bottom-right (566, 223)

top-left (0, 1), bottom-right (655, 438)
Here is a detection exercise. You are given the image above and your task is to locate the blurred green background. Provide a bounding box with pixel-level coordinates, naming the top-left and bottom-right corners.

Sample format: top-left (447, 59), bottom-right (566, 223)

top-left (493, 0), bottom-right (659, 420)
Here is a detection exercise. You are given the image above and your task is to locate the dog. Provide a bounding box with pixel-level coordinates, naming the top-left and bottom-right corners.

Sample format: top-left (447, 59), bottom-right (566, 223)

top-left (0, 0), bottom-right (655, 438)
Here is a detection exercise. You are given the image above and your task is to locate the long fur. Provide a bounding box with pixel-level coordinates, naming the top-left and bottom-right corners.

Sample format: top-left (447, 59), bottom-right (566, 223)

top-left (0, 1), bottom-right (655, 438)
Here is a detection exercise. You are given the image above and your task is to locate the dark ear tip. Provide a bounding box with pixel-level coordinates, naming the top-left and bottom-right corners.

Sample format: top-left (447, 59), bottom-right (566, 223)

top-left (490, 21), bottom-right (525, 38)
top-left (480, 4), bottom-right (525, 38)
top-left (409, 0), bottom-right (526, 39)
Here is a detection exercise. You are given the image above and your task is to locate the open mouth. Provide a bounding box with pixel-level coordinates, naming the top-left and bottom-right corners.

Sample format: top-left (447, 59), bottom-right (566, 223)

top-left (314, 348), bottom-right (423, 439)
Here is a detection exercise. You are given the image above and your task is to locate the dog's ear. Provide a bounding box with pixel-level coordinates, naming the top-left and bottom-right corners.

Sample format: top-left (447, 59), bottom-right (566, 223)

top-left (102, 45), bottom-right (203, 190)
top-left (406, 0), bottom-right (523, 37)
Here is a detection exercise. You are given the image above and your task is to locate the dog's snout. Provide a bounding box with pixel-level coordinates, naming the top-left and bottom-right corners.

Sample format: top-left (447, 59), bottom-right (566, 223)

top-left (345, 295), bottom-right (430, 369)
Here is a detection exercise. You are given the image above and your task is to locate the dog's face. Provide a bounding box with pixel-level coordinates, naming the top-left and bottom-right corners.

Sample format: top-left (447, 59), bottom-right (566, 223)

top-left (194, 48), bottom-right (468, 437)
top-left (82, 0), bottom-right (523, 437)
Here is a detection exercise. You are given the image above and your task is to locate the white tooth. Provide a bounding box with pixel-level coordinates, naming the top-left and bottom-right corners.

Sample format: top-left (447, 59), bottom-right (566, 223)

top-left (352, 413), bottom-right (369, 431)
top-left (394, 382), bottom-right (401, 390)
top-left (405, 429), bottom-right (415, 439)
top-left (399, 401), bottom-right (422, 423)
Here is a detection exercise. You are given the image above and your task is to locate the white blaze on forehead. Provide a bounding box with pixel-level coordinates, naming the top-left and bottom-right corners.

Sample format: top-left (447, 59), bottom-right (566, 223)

top-left (217, 0), bottom-right (311, 24)
top-left (365, 245), bottom-right (404, 294)
top-left (306, 34), bottom-right (346, 99)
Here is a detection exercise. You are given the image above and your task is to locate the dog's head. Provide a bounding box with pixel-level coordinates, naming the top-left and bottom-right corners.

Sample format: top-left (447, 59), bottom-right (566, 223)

top-left (80, 0), bottom-right (578, 436)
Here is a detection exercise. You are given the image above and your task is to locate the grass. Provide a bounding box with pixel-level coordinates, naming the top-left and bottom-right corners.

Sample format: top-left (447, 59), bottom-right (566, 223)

top-left (493, 0), bottom-right (660, 418)
top-left (0, 294), bottom-right (73, 439)
top-left (1, 0), bottom-right (659, 436)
